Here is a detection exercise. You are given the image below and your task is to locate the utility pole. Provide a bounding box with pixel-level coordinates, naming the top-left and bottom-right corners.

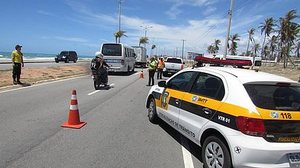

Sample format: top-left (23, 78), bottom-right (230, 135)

top-left (118, 0), bottom-right (122, 32)
top-left (181, 40), bottom-right (185, 59)
top-left (223, 0), bottom-right (234, 59)
top-left (140, 25), bottom-right (153, 38)
top-left (140, 25), bottom-right (153, 49)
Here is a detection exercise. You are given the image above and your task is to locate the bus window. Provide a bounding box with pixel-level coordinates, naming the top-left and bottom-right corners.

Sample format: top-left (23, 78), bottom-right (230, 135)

top-left (102, 44), bottom-right (122, 56)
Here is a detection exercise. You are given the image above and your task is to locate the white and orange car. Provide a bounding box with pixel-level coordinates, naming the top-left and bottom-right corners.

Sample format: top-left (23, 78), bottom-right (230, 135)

top-left (146, 66), bottom-right (300, 168)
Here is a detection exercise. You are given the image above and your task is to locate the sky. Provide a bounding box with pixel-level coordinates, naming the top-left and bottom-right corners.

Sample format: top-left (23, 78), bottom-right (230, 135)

top-left (0, 0), bottom-right (299, 56)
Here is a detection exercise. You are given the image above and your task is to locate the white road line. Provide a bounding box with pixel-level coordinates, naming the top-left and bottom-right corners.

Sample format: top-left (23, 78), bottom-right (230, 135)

top-left (0, 75), bottom-right (87, 94)
top-left (181, 137), bottom-right (195, 168)
top-left (88, 90), bottom-right (100, 95)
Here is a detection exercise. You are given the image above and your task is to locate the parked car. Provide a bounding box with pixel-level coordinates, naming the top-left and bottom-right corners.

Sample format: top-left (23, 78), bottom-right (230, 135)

top-left (163, 57), bottom-right (184, 77)
top-left (55, 51), bottom-right (78, 63)
top-left (146, 66), bottom-right (300, 168)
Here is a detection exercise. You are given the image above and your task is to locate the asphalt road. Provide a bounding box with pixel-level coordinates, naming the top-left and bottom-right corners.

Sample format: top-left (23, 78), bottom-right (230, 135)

top-left (0, 61), bottom-right (89, 70)
top-left (0, 70), bottom-right (203, 168)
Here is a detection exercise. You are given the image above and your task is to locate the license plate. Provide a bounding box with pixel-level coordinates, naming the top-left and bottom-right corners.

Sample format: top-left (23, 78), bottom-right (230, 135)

top-left (288, 153), bottom-right (300, 167)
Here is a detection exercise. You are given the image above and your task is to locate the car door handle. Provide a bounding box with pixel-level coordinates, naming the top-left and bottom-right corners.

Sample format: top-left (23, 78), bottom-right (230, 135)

top-left (203, 108), bottom-right (212, 115)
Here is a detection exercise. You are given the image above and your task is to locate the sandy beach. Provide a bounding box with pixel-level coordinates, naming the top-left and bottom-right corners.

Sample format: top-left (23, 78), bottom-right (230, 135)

top-left (0, 62), bottom-right (299, 88)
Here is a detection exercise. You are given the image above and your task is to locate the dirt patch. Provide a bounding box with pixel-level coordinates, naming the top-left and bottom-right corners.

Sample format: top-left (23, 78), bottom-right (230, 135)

top-left (0, 64), bottom-right (91, 87)
top-left (259, 64), bottom-right (300, 82)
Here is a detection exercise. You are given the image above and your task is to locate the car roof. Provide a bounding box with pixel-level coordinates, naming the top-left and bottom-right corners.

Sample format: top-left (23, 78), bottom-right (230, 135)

top-left (186, 66), bottom-right (298, 84)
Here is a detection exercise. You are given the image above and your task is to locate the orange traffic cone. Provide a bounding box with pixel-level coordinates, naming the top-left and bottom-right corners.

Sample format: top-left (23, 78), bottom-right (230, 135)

top-left (139, 70), bottom-right (144, 79)
top-left (61, 90), bottom-right (86, 129)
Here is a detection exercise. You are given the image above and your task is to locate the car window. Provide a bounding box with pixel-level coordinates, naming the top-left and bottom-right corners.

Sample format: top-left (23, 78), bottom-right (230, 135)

top-left (244, 84), bottom-right (300, 111)
top-left (166, 58), bottom-right (182, 63)
top-left (70, 51), bottom-right (77, 56)
top-left (190, 73), bottom-right (225, 100)
top-left (167, 71), bottom-right (195, 91)
top-left (102, 44), bottom-right (122, 56)
top-left (60, 51), bottom-right (68, 55)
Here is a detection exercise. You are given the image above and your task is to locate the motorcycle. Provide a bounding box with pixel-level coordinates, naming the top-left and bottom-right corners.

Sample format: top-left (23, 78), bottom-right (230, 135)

top-left (92, 67), bottom-right (109, 90)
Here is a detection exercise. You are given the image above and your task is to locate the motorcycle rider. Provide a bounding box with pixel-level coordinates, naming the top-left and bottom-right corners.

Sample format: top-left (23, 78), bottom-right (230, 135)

top-left (91, 52), bottom-right (110, 86)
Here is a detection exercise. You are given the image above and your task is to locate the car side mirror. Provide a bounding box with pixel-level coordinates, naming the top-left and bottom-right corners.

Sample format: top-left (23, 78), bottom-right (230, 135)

top-left (158, 81), bottom-right (166, 87)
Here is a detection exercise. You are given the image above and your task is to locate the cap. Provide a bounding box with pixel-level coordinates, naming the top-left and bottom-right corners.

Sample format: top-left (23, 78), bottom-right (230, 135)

top-left (15, 45), bottom-right (22, 50)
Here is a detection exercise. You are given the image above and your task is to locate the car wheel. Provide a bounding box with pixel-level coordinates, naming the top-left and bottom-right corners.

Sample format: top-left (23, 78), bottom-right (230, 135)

top-left (202, 136), bottom-right (232, 168)
top-left (127, 67), bottom-right (130, 75)
top-left (148, 97), bottom-right (159, 124)
top-left (94, 81), bottom-right (98, 90)
top-left (74, 59), bottom-right (77, 63)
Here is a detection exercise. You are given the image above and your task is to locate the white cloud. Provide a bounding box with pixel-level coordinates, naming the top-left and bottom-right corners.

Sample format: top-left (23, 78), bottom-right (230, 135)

top-left (203, 6), bottom-right (217, 16)
top-left (54, 36), bottom-right (88, 43)
top-left (62, 0), bottom-right (268, 55)
top-left (165, 0), bottom-right (218, 19)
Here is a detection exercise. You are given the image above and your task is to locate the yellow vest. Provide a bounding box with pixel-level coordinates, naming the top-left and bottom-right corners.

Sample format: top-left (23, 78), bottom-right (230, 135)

top-left (11, 50), bottom-right (23, 63)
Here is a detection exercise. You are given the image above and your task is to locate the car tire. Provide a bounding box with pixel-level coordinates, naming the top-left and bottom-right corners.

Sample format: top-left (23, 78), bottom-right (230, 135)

top-left (74, 59), bottom-right (77, 63)
top-left (65, 58), bottom-right (69, 63)
top-left (148, 97), bottom-right (159, 124)
top-left (202, 136), bottom-right (232, 168)
top-left (94, 81), bottom-right (98, 90)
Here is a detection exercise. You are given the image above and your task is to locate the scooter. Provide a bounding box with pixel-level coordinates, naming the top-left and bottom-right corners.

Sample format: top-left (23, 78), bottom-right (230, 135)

top-left (92, 67), bottom-right (109, 90)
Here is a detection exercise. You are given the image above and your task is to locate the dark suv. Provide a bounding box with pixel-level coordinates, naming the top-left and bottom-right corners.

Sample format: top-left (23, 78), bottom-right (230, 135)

top-left (55, 51), bottom-right (78, 63)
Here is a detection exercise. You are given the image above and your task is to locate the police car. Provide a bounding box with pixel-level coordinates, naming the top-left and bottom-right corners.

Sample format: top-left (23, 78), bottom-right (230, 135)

top-left (145, 66), bottom-right (300, 168)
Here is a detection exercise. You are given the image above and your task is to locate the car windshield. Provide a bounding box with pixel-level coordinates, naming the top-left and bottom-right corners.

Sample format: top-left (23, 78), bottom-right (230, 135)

top-left (60, 51), bottom-right (68, 56)
top-left (102, 44), bottom-right (122, 56)
top-left (166, 58), bottom-right (182, 63)
top-left (244, 83), bottom-right (300, 111)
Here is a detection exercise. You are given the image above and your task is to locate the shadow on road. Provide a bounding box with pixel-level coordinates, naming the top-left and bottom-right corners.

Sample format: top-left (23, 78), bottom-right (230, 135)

top-left (108, 71), bottom-right (138, 76)
top-left (158, 120), bottom-right (203, 163)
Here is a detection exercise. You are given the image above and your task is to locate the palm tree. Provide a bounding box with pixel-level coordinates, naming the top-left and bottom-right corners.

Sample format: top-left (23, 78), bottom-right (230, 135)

top-left (259, 17), bottom-right (275, 58)
top-left (246, 28), bottom-right (255, 55)
top-left (278, 9), bottom-right (300, 68)
top-left (228, 33), bottom-right (240, 55)
top-left (139, 37), bottom-right (149, 46)
top-left (207, 45), bottom-right (215, 54)
top-left (296, 41), bottom-right (300, 58)
top-left (114, 30), bottom-right (127, 43)
top-left (253, 43), bottom-right (261, 56)
top-left (268, 35), bottom-right (278, 61)
top-left (213, 39), bottom-right (221, 53)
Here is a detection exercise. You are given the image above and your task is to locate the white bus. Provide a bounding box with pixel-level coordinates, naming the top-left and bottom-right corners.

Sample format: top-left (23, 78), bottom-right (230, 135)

top-left (132, 46), bottom-right (147, 68)
top-left (100, 43), bottom-right (136, 73)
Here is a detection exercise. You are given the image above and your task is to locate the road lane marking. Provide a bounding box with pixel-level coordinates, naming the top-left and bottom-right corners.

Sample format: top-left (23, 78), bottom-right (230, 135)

top-left (0, 76), bottom-right (87, 94)
top-left (181, 137), bottom-right (195, 168)
top-left (88, 90), bottom-right (100, 95)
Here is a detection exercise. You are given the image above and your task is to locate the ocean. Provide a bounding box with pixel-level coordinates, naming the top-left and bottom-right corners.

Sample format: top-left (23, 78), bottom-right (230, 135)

top-left (0, 51), bottom-right (93, 62)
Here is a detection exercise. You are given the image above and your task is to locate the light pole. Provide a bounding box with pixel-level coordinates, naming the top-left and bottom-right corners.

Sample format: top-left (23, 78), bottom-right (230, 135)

top-left (118, 0), bottom-right (122, 32)
top-left (223, 0), bottom-right (234, 59)
top-left (140, 25), bottom-right (153, 38)
top-left (140, 25), bottom-right (153, 50)
top-left (181, 39), bottom-right (185, 60)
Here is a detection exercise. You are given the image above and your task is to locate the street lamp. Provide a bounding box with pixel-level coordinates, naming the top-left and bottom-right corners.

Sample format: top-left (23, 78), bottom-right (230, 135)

top-left (140, 25), bottom-right (153, 37)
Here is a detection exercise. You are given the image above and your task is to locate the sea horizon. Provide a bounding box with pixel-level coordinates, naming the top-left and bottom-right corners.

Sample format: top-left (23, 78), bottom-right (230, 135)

top-left (0, 51), bottom-right (93, 61)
